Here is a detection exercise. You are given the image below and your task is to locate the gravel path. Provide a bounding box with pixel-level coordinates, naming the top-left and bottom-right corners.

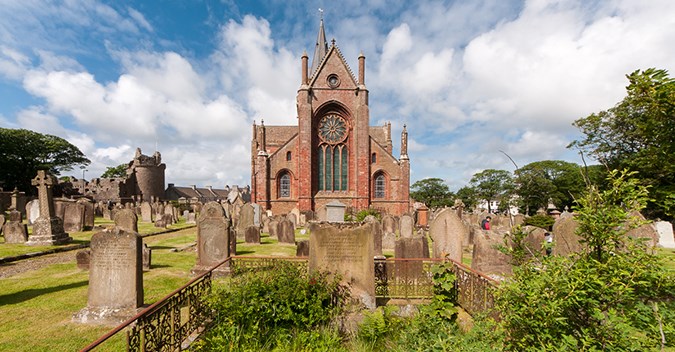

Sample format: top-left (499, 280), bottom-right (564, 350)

top-left (0, 250), bottom-right (78, 279)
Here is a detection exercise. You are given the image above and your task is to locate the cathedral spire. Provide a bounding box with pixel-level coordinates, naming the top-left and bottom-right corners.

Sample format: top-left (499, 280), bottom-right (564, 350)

top-left (310, 10), bottom-right (328, 77)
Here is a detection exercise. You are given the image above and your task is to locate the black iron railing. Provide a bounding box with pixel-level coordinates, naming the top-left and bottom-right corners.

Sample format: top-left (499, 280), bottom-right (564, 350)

top-left (81, 256), bottom-right (498, 351)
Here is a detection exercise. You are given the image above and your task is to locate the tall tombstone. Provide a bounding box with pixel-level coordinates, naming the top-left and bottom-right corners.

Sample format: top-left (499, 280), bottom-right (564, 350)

top-left (286, 212), bottom-right (298, 228)
top-left (290, 207), bottom-right (301, 226)
top-left (27, 170), bottom-right (72, 245)
top-left (114, 208), bottom-right (139, 233)
top-left (237, 203), bottom-right (255, 238)
top-left (655, 221), bottom-right (675, 248)
top-left (552, 216), bottom-right (583, 256)
top-left (316, 205), bottom-right (327, 222)
top-left (73, 227), bottom-right (143, 324)
top-left (0, 213), bottom-right (5, 236)
top-left (244, 225), bottom-right (261, 244)
top-left (164, 203), bottom-right (176, 224)
top-left (364, 216), bottom-right (383, 257)
top-left (399, 214), bottom-right (414, 238)
top-left (78, 199), bottom-right (95, 230)
top-left (252, 203), bottom-right (262, 226)
top-left (192, 202), bottom-right (231, 276)
top-left (268, 219), bottom-right (279, 238)
top-left (26, 199), bottom-right (40, 225)
top-left (394, 236), bottom-right (429, 278)
top-left (277, 219), bottom-right (296, 244)
top-left (309, 223), bottom-right (375, 308)
top-left (63, 203), bottom-right (85, 233)
top-left (520, 226), bottom-right (548, 258)
top-left (429, 208), bottom-right (466, 262)
top-left (472, 230), bottom-right (512, 277)
top-left (140, 202), bottom-right (154, 223)
top-left (3, 210), bottom-right (28, 243)
top-left (382, 215), bottom-right (398, 236)
top-left (296, 239), bottom-right (310, 256)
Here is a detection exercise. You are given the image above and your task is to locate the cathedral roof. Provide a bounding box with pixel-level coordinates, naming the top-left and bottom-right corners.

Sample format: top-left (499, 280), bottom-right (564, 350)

top-left (310, 17), bottom-right (328, 77)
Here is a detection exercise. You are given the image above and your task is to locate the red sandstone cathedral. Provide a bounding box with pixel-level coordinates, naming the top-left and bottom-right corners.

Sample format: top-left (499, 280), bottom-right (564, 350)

top-left (251, 19), bottom-right (410, 216)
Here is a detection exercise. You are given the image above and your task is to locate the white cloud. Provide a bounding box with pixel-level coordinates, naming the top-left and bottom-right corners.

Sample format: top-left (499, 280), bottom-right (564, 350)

top-left (0, 45), bottom-right (30, 80)
top-left (127, 7), bottom-right (153, 32)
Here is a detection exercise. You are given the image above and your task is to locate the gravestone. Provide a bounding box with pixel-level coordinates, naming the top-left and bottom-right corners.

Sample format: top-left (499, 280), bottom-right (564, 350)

top-left (364, 216), bottom-right (383, 257)
top-left (73, 227), bottom-right (143, 325)
top-left (472, 230), bottom-right (512, 277)
top-left (186, 212), bottom-right (196, 224)
top-left (399, 214), bottom-right (414, 238)
top-left (244, 225), bottom-right (260, 244)
top-left (0, 214), bottom-right (5, 236)
top-left (382, 215), bottom-right (398, 235)
top-left (655, 221), bottom-right (675, 248)
top-left (552, 216), bottom-right (583, 256)
top-left (296, 240), bottom-right (310, 256)
top-left (63, 203), bottom-right (85, 232)
top-left (3, 210), bottom-right (28, 243)
top-left (252, 203), bottom-right (261, 226)
top-left (237, 204), bottom-right (255, 238)
top-left (520, 226), bottom-right (548, 258)
top-left (325, 201), bottom-right (346, 222)
top-left (268, 219), bottom-right (279, 238)
top-left (290, 207), bottom-right (301, 226)
top-left (286, 212), bottom-right (298, 228)
top-left (394, 236), bottom-right (429, 278)
top-left (382, 232), bottom-right (397, 250)
top-left (76, 249), bottom-right (91, 270)
top-left (26, 199), bottom-right (40, 225)
top-left (27, 170), bottom-right (72, 246)
top-left (192, 202), bottom-right (231, 276)
top-left (143, 243), bottom-right (151, 271)
top-left (513, 214), bottom-right (525, 226)
top-left (429, 208), bottom-right (466, 262)
top-left (140, 202), bottom-right (153, 223)
top-left (114, 208), bottom-right (138, 233)
top-left (309, 223), bottom-right (375, 308)
top-left (102, 207), bottom-right (112, 220)
top-left (262, 217), bottom-right (270, 233)
top-left (78, 199), bottom-right (95, 230)
top-left (164, 203), bottom-right (176, 224)
top-left (626, 211), bottom-right (658, 249)
top-left (277, 219), bottom-right (295, 244)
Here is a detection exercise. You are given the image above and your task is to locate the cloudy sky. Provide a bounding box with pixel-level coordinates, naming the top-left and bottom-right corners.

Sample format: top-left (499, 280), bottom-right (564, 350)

top-left (1, 0), bottom-right (674, 191)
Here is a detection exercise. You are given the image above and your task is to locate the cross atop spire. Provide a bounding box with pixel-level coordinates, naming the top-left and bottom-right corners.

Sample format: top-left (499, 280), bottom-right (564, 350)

top-left (310, 11), bottom-right (328, 76)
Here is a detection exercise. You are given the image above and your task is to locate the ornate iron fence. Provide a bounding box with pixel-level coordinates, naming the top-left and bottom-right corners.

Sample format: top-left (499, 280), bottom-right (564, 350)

top-left (81, 256), bottom-right (498, 351)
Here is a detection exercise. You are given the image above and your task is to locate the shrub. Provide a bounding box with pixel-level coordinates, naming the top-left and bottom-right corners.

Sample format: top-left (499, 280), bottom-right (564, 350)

top-left (194, 261), bottom-right (349, 351)
top-left (523, 214), bottom-right (555, 229)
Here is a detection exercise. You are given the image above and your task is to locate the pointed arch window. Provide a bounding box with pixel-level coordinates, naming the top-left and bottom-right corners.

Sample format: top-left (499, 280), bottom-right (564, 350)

top-left (374, 173), bottom-right (386, 198)
top-left (317, 114), bottom-right (348, 191)
top-left (279, 172), bottom-right (291, 198)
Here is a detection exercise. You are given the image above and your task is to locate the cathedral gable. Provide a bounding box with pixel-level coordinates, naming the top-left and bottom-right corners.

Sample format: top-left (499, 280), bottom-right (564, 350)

top-left (308, 45), bottom-right (358, 89)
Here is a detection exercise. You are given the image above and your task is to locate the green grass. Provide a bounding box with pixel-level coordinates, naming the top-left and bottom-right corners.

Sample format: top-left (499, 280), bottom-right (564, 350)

top-left (0, 227), bottom-right (198, 352)
top-left (658, 247), bottom-right (675, 272)
top-left (0, 217), bottom-right (194, 259)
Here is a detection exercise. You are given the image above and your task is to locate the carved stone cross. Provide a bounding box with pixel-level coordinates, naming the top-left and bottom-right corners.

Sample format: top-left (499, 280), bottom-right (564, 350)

top-left (31, 170), bottom-right (56, 219)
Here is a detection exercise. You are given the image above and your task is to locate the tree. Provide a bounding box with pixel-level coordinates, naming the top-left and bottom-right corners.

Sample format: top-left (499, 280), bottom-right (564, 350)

top-left (0, 128), bottom-right (90, 195)
top-left (455, 186), bottom-right (478, 210)
top-left (410, 178), bottom-right (455, 210)
top-left (469, 169), bottom-right (514, 213)
top-left (570, 68), bottom-right (675, 219)
top-left (515, 160), bottom-right (591, 214)
top-left (100, 163), bottom-right (128, 178)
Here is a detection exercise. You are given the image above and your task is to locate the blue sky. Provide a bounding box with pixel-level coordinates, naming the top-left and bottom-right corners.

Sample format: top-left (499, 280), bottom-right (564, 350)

top-left (1, 0), bottom-right (674, 191)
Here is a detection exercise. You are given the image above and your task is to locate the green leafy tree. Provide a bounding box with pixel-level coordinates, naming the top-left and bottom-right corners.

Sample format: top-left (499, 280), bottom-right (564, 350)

top-left (496, 170), bottom-right (675, 351)
top-left (100, 163), bottom-right (128, 178)
top-left (0, 128), bottom-right (90, 195)
top-left (515, 160), bottom-right (592, 214)
top-left (469, 169), bottom-right (514, 213)
top-left (455, 186), bottom-right (478, 210)
top-left (410, 178), bottom-right (455, 210)
top-left (570, 68), bottom-right (675, 219)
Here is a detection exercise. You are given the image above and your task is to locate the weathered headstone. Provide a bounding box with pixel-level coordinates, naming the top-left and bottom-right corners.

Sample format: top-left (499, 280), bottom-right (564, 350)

top-left (325, 201), bottom-right (346, 223)
top-left (626, 211), bottom-right (659, 249)
top-left (520, 226), bottom-right (548, 258)
top-left (429, 208), bottom-right (466, 262)
top-left (290, 207), bottom-right (301, 226)
top-left (192, 202), bottom-right (231, 276)
top-left (0, 214), bottom-right (5, 236)
top-left (2, 210), bottom-right (28, 243)
top-left (114, 208), bottom-right (138, 233)
top-left (186, 212), bottom-right (196, 224)
top-left (364, 216), bottom-right (383, 256)
top-left (76, 249), bottom-right (91, 270)
top-left (26, 199), bottom-right (40, 225)
top-left (268, 219), bottom-right (279, 238)
top-left (400, 214), bottom-right (414, 238)
top-left (286, 212), bottom-right (298, 228)
top-left (244, 225), bottom-right (260, 244)
top-left (382, 215), bottom-right (398, 235)
top-left (27, 170), bottom-right (72, 245)
top-left (237, 203), bottom-right (255, 238)
top-left (277, 219), bottom-right (295, 244)
top-left (656, 221), bottom-right (675, 248)
top-left (552, 216), bottom-right (583, 256)
top-left (296, 239), bottom-right (310, 256)
top-left (63, 203), bottom-right (85, 232)
top-left (472, 230), bottom-right (512, 277)
top-left (78, 199), bottom-right (95, 230)
top-left (73, 227), bottom-right (143, 324)
top-left (316, 206), bottom-right (327, 222)
top-left (309, 223), bottom-right (375, 308)
top-left (394, 236), bottom-right (429, 278)
top-left (382, 232), bottom-right (397, 250)
top-left (143, 243), bottom-right (151, 271)
top-left (252, 203), bottom-right (261, 226)
top-left (140, 202), bottom-right (153, 223)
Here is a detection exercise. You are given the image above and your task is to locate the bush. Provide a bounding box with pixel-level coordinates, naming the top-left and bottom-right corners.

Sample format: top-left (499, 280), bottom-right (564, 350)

top-left (345, 208), bottom-right (381, 222)
top-left (523, 214), bottom-right (555, 229)
top-left (496, 170), bottom-right (675, 351)
top-left (194, 261), bottom-right (349, 351)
